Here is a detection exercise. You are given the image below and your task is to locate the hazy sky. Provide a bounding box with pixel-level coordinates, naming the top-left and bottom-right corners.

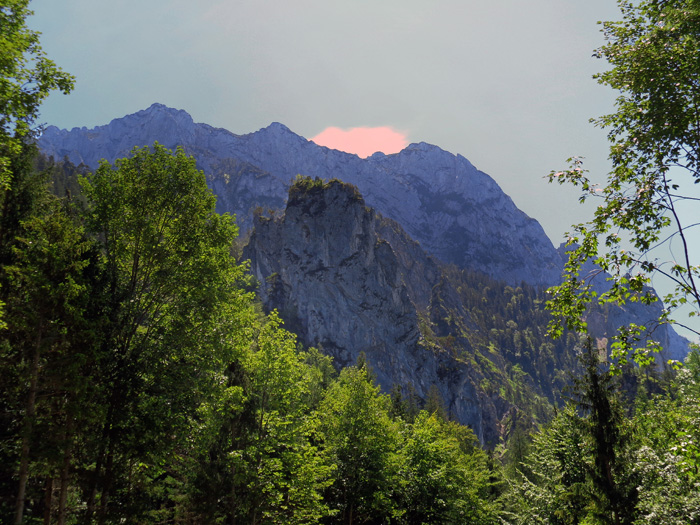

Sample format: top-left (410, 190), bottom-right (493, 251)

top-left (30, 0), bottom-right (622, 244)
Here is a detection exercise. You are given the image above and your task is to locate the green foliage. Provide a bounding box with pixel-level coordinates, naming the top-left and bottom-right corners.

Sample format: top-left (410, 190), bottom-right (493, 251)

top-left (395, 412), bottom-right (497, 524)
top-left (507, 348), bottom-right (700, 524)
top-left (546, 0), bottom-right (700, 368)
top-left (0, 4), bottom-right (77, 519)
top-left (0, 0), bottom-right (74, 192)
top-left (35, 153), bottom-right (91, 201)
top-left (424, 384), bottom-right (449, 421)
top-left (630, 349), bottom-right (700, 523)
top-left (435, 266), bottom-right (581, 422)
top-left (317, 366), bottom-right (500, 525)
top-left (319, 366), bottom-right (400, 524)
top-left (0, 192), bottom-right (103, 523)
top-left (77, 143), bottom-right (253, 522)
top-left (188, 312), bottom-right (334, 524)
top-left (390, 383), bottom-right (421, 423)
top-left (290, 174), bottom-right (328, 194)
top-left (506, 404), bottom-right (590, 524)
top-left (288, 175), bottom-right (364, 203)
top-left (572, 341), bottom-right (638, 523)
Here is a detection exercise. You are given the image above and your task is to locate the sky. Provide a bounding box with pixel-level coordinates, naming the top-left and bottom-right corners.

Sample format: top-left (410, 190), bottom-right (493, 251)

top-left (29, 0), bottom-right (623, 245)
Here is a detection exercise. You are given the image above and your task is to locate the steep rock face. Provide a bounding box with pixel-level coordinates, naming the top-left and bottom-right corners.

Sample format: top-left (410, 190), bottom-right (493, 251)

top-left (206, 158), bottom-right (286, 232)
top-left (243, 180), bottom-right (494, 443)
top-left (363, 143), bottom-right (561, 285)
top-left (39, 104), bottom-right (561, 286)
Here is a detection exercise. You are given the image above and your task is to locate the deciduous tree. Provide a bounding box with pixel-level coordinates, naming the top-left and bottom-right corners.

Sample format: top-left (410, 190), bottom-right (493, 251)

top-left (0, 0), bottom-right (74, 211)
top-left (319, 366), bottom-right (400, 525)
top-left (547, 0), bottom-right (700, 367)
top-left (80, 143), bottom-right (250, 522)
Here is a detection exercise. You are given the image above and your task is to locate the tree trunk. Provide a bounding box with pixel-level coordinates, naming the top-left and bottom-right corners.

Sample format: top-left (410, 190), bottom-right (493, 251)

top-left (57, 415), bottom-right (74, 525)
top-left (84, 444), bottom-right (103, 524)
top-left (97, 445), bottom-right (114, 525)
top-left (14, 330), bottom-right (42, 525)
top-left (85, 372), bottom-right (119, 524)
top-left (42, 477), bottom-right (53, 525)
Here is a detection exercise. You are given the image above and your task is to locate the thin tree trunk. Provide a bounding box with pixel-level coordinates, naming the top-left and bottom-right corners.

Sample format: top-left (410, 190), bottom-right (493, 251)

top-left (97, 447), bottom-right (114, 525)
top-left (84, 443), bottom-right (103, 524)
top-left (14, 330), bottom-right (42, 525)
top-left (229, 417), bottom-right (238, 525)
top-left (57, 415), bottom-right (74, 525)
top-left (84, 422), bottom-right (107, 523)
top-left (85, 369), bottom-right (120, 524)
top-left (42, 477), bottom-right (53, 525)
top-left (97, 439), bottom-right (115, 525)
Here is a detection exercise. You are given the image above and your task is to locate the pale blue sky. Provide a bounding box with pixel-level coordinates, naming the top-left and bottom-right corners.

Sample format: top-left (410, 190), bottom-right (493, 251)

top-left (29, 0), bottom-right (622, 243)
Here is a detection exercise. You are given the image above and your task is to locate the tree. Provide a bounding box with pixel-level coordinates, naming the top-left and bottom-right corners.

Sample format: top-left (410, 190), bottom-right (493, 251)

top-left (509, 342), bottom-right (638, 525)
top-left (506, 404), bottom-right (589, 525)
top-left (0, 0), bottom-right (74, 203)
top-left (188, 313), bottom-right (334, 524)
top-left (79, 143), bottom-right (251, 522)
top-left (319, 366), bottom-right (400, 525)
top-left (631, 349), bottom-right (700, 523)
top-left (1, 195), bottom-right (103, 524)
top-left (547, 0), bottom-right (700, 367)
top-left (0, 4), bottom-right (76, 518)
top-left (0, 0), bottom-right (74, 333)
top-left (395, 412), bottom-right (496, 524)
top-left (572, 341), bottom-right (638, 524)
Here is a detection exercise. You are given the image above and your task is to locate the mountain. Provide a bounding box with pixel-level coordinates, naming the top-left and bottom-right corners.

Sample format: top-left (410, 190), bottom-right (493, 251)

top-left (243, 178), bottom-right (562, 444)
top-left (38, 105), bottom-right (690, 442)
top-left (38, 103), bottom-right (562, 285)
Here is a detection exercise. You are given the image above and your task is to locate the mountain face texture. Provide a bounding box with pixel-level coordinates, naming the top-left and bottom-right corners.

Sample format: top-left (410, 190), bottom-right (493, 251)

top-left (38, 103), bottom-right (562, 285)
top-left (243, 179), bottom-right (497, 443)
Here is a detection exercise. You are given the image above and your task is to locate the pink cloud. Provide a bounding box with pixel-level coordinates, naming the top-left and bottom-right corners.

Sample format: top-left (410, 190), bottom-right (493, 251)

top-left (310, 126), bottom-right (409, 158)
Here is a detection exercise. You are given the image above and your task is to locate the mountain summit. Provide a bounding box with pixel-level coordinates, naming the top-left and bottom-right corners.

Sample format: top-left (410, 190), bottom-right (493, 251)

top-left (39, 104), bottom-right (562, 285)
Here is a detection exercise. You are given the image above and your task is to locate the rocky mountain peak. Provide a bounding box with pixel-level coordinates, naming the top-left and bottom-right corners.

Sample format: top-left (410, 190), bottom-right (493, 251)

top-left (238, 121), bottom-right (312, 157)
top-left (135, 102), bottom-right (194, 126)
top-left (109, 103), bottom-right (196, 142)
top-left (37, 103), bottom-right (563, 285)
top-left (260, 121), bottom-right (294, 134)
top-left (401, 141), bottom-right (447, 154)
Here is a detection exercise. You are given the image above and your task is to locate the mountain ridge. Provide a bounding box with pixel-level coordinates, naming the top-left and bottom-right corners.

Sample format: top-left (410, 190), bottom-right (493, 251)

top-left (39, 103), bottom-right (563, 286)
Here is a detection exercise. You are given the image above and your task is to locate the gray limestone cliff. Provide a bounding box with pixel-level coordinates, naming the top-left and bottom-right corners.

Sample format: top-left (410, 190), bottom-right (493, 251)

top-left (243, 179), bottom-right (499, 444)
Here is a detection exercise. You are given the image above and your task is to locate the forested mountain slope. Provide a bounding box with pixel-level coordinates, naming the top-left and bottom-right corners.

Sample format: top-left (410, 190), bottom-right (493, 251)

top-left (37, 105), bottom-right (690, 398)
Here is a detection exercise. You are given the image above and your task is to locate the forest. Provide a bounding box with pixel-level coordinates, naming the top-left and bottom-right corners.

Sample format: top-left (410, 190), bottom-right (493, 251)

top-left (2, 0), bottom-right (700, 523)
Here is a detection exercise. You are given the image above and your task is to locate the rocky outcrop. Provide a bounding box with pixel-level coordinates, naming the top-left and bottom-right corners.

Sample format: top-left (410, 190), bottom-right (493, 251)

top-left (39, 103), bottom-right (562, 286)
top-left (243, 179), bottom-right (497, 443)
